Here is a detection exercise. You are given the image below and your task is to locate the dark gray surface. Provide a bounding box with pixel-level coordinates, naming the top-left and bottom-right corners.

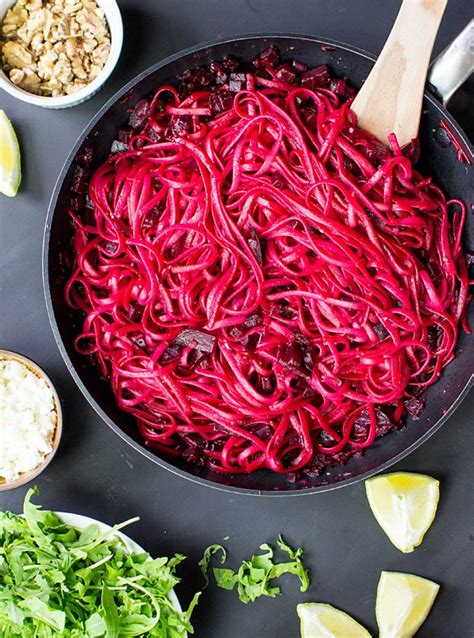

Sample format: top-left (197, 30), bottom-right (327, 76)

top-left (1, 1), bottom-right (473, 636)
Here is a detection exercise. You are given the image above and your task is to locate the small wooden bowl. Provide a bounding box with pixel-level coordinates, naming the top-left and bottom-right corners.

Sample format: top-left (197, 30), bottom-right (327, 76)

top-left (0, 349), bottom-right (62, 491)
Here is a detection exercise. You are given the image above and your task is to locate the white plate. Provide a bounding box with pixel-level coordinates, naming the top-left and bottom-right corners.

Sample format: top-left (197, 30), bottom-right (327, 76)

top-left (57, 512), bottom-right (182, 614)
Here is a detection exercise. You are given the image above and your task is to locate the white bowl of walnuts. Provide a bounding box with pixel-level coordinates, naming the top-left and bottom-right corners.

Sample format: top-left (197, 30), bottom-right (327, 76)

top-left (0, 0), bottom-right (123, 108)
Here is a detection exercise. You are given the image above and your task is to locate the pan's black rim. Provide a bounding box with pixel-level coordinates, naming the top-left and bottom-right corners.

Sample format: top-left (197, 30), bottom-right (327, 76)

top-left (43, 32), bottom-right (474, 497)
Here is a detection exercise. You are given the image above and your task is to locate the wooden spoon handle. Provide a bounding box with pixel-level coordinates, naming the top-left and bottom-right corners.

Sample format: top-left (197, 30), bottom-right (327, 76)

top-left (351, 0), bottom-right (448, 147)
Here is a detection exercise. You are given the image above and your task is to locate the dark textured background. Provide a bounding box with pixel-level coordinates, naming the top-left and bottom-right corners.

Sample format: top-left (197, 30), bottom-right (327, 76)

top-left (0, 1), bottom-right (473, 636)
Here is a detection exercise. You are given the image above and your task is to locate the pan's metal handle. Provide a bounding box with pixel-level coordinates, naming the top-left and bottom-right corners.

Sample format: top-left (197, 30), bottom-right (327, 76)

top-left (428, 19), bottom-right (474, 105)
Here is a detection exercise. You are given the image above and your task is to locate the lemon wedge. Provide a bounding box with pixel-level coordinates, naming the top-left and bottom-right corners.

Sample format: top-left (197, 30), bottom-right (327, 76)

top-left (0, 109), bottom-right (21, 197)
top-left (376, 571), bottom-right (439, 638)
top-left (365, 472), bottom-right (439, 553)
top-left (297, 602), bottom-right (372, 638)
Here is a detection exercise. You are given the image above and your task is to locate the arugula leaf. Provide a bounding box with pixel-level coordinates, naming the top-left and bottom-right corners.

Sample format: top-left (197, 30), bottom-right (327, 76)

top-left (4, 601), bottom-right (25, 630)
top-left (198, 544), bottom-right (227, 587)
top-left (23, 487), bottom-right (59, 542)
top-left (0, 489), bottom-right (199, 637)
top-left (275, 535), bottom-right (310, 593)
top-left (213, 568), bottom-right (239, 590)
top-left (181, 591), bottom-right (201, 627)
top-left (18, 597), bottom-right (66, 632)
top-left (209, 537), bottom-right (310, 604)
top-left (85, 612), bottom-right (106, 637)
top-left (101, 584), bottom-right (120, 638)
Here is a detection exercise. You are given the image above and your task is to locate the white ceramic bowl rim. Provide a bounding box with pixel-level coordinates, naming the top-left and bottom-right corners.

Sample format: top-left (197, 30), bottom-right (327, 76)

top-left (0, 0), bottom-right (123, 108)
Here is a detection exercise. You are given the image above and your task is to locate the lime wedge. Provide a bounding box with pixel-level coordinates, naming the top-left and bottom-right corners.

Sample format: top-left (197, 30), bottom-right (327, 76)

top-left (0, 109), bottom-right (21, 197)
top-left (365, 472), bottom-right (439, 553)
top-left (376, 571), bottom-right (439, 638)
top-left (297, 602), bottom-right (372, 638)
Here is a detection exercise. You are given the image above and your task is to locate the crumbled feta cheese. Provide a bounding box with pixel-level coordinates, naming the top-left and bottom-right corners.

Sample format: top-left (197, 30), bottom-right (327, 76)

top-left (0, 358), bottom-right (58, 482)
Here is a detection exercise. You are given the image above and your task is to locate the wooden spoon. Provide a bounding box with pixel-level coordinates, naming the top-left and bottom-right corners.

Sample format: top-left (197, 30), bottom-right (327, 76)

top-left (351, 0), bottom-right (448, 147)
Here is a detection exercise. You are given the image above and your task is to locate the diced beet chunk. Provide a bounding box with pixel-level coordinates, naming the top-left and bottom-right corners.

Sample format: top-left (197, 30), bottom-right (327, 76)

top-left (254, 424), bottom-right (273, 440)
top-left (188, 349), bottom-right (210, 369)
top-left (373, 323), bottom-right (389, 340)
top-left (111, 140), bottom-right (128, 154)
top-left (241, 333), bottom-right (259, 352)
top-left (301, 65), bottom-right (331, 89)
top-left (159, 342), bottom-right (181, 364)
top-left (274, 301), bottom-right (297, 321)
top-left (209, 88), bottom-right (234, 114)
top-left (208, 61), bottom-right (228, 85)
top-left (208, 60), bottom-right (223, 75)
top-left (129, 99), bottom-right (150, 129)
top-left (330, 78), bottom-right (356, 99)
top-left (228, 72), bottom-right (246, 92)
top-left (345, 85), bottom-right (356, 99)
top-left (275, 63), bottom-right (297, 84)
top-left (405, 397), bottom-right (426, 419)
top-left (118, 126), bottom-right (133, 143)
top-left (127, 304), bottom-right (143, 322)
top-left (178, 67), bottom-right (214, 98)
top-left (147, 128), bottom-right (161, 142)
top-left (330, 78), bottom-right (346, 95)
top-left (175, 329), bottom-right (216, 353)
top-left (177, 68), bottom-right (192, 80)
top-left (290, 375), bottom-right (312, 396)
top-left (166, 115), bottom-right (192, 139)
top-left (222, 55), bottom-right (239, 72)
top-left (291, 59), bottom-right (309, 73)
top-left (300, 107), bottom-right (318, 129)
top-left (243, 312), bottom-right (262, 329)
top-left (352, 409), bottom-right (372, 442)
top-left (253, 45), bottom-right (281, 69)
top-left (259, 375), bottom-right (275, 395)
top-left (71, 165), bottom-right (90, 194)
top-left (193, 68), bottom-right (213, 86)
top-left (281, 341), bottom-right (304, 369)
top-left (229, 326), bottom-right (243, 339)
top-left (465, 251), bottom-right (474, 266)
top-left (247, 227), bottom-right (263, 265)
top-left (76, 144), bottom-right (93, 166)
top-left (142, 207), bottom-right (162, 231)
top-left (374, 408), bottom-right (395, 437)
top-left (70, 193), bottom-right (85, 211)
top-left (364, 142), bottom-right (390, 166)
top-left (103, 241), bottom-right (118, 254)
top-left (401, 139), bottom-right (421, 164)
top-left (182, 442), bottom-right (205, 464)
top-left (301, 343), bottom-right (316, 373)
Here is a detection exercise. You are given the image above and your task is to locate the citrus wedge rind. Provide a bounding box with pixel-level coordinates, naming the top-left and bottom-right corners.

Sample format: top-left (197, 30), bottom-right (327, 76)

top-left (0, 109), bottom-right (22, 197)
top-left (376, 571), bottom-right (439, 638)
top-left (365, 472), bottom-right (439, 553)
top-left (297, 602), bottom-right (372, 638)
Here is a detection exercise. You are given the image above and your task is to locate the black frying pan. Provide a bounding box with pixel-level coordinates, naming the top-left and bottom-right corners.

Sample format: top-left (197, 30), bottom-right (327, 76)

top-left (43, 34), bottom-right (474, 495)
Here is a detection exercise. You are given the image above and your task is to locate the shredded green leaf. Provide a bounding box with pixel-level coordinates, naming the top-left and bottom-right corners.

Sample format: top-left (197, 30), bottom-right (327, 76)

top-left (206, 536), bottom-right (310, 604)
top-left (0, 489), bottom-right (199, 637)
top-left (212, 569), bottom-right (239, 591)
top-left (198, 545), bottom-right (227, 587)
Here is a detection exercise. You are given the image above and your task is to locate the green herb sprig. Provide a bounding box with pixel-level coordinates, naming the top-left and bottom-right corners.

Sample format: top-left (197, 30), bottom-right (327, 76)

top-left (200, 536), bottom-right (310, 604)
